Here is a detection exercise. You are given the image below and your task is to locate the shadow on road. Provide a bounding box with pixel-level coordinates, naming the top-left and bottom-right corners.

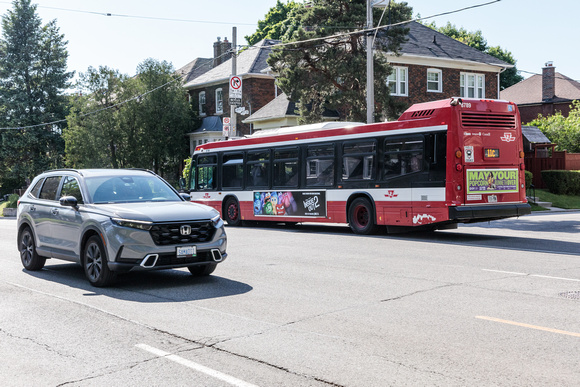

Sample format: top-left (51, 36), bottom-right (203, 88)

top-left (23, 264), bottom-right (253, 302)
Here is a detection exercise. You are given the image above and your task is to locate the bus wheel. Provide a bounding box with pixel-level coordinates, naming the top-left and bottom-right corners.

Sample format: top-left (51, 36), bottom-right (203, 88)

top-left (224, 198), bottom-right (242, 226)
top-left (348, 197), bottom-right (377, 235)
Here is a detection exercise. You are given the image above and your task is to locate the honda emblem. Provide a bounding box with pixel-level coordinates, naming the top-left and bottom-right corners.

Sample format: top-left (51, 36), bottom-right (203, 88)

top-left (180, 225), bottom-right (192, 235)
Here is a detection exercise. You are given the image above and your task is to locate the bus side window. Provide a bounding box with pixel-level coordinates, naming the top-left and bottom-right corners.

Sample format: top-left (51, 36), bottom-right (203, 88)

top-left (223, 153), bottom-right (244, 189)
top-left (273, 147), bottom-right (299, 188)
top-left (306, 144), bottom-right (335, 187)
top-left (383, 136), bottom-right (424, 179)
top-left (197, 154), bottom-right (217, 191)
top-left (247, 150), bottom-right (270, 188)
top-left (342, 141), bottom-right (376, 180)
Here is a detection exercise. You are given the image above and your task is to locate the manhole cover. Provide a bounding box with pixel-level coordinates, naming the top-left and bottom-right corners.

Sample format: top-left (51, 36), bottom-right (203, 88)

top-left (558, 291), bottom-right (580, 300)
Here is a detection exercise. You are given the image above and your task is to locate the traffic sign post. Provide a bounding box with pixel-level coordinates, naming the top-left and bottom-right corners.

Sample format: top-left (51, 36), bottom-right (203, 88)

top-left (229, 75), bottom-right (242, 106)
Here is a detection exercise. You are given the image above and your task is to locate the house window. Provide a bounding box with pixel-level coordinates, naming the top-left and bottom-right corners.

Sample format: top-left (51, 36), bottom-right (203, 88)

top-left (215, 88), bottom-right (223, 114)
top-left (387, 67), bottom-right (408, 96)
top-left (199, 91), bottom-right (206, 116)
top-left (427, 69), bottom-right (442, 93)
top-left (460, 73), bottom-right (485, 98)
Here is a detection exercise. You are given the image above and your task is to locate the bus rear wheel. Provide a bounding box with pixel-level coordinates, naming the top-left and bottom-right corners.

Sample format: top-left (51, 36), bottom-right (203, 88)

top-left (224, 197), bottom-right (242, 226)
top-left (348, 197), bottom-right (378, 235)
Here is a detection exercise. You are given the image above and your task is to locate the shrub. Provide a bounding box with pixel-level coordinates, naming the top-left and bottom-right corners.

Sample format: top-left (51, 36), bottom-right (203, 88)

top-left (6, 194), bottom-right (19, 209)
top-left (524, 170), bottom-right (533, 188)
top-left (541, 170), bottom-right (580, 195)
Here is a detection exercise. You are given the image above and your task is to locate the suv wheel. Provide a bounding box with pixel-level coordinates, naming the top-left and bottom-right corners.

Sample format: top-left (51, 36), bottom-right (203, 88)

top-left (83, 235), bottom-right (116, 287)
top-left (19, 227), bottom-right (46, 271)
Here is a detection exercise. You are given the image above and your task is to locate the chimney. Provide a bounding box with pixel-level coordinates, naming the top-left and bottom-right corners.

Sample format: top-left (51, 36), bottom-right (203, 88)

top-left (542, 61), bottom-right (555, 101)
top-left (213, 37), bottom-right (233, 67)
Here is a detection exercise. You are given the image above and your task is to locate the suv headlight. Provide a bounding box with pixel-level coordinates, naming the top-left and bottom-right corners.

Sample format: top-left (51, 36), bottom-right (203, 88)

top-left (211, 214), bottom-right (224, 228)
top-left (111, 218), bottom-right (153, 231)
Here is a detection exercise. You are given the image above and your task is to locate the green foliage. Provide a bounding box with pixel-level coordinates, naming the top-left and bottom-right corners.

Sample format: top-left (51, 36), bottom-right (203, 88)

top-left (245, 0), bottom-right (300, 45)
top-left (5, 193), bottom-right (19, 209)
top-left (524, 170), bottom-right (533, 189)
top-left (64, 59), bottom-right (197, 184)
top-left (528, 100), bottom-right (580, 153)
top-left (267, 0), bottom-right (412, 123)
top-left (541, 170), bottom-right (580, 195)
top-left (0, 0), bottom-right (72, 193)
top-left (427, 22), bottom-right (523, 90)
top-left (183, 157), bottom-right (192, 183)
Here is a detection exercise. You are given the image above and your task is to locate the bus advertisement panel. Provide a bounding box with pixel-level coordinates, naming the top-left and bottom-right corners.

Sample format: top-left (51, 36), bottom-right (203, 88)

top-left (253, 191), bottom-right (327, 217)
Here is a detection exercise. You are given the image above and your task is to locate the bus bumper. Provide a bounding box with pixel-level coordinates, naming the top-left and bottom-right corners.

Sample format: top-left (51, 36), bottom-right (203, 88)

top-left (449, 203), bottom-right (531, 222)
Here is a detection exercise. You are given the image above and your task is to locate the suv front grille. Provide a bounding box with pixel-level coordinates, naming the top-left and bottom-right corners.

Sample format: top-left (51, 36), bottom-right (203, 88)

top-left (149, 221), bottom-right (215, 246)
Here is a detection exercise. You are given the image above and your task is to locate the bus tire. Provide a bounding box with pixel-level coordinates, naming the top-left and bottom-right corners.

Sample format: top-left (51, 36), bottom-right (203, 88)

top-left (348, 197), bottom-right (378, 235)
top-left (224, 197), bottom-right (242, 226)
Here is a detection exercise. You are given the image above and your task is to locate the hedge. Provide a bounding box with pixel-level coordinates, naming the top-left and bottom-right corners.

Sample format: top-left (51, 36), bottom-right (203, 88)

top-left (525, 170), bottom-right (533, 189)
top-left (5, 194), bottom-right (19, 209)
top-left (541, 170), bottom-right (580, 195)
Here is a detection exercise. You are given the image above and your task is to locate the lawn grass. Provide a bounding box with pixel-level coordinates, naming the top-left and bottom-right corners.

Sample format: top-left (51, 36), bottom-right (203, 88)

top-left (533, 189), bottom-right (580, 210)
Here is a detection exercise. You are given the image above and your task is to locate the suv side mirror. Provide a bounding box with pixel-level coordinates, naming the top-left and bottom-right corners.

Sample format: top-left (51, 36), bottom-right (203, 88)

top-left (60, 196), bottom-right (79, 209)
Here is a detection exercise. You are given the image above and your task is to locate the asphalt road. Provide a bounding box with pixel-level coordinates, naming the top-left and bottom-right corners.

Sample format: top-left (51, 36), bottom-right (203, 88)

top-left (1, 211), bottom-right (580, 386)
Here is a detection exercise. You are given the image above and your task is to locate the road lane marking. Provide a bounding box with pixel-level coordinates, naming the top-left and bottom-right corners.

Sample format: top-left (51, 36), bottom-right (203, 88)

top-left (482, 269), bottom-right (580, 282)
top-left (475, 316), bottom-right (580, 338)
top-left (136, 344), bottom-right (260, 387)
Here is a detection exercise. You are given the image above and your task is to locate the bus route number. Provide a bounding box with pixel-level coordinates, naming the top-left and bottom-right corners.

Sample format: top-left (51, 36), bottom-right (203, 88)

top-left (461, 102), bottom-right (472, 108)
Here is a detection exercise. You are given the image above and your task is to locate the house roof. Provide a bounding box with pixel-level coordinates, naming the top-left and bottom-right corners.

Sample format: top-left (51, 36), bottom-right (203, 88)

top-left (176, 57), bottom-right (214, 84)
top-left (190, 116), bottom-right (222, 134)
top-left (500, 72), bottom-right (580, 105)
top-left (522, 126), bottom-right (550, 144)
top-left (184, 39), bottom-right (279, 89)
top-left (244, 93), bottom-right (340, 123)
top-left (385, 21), bottom-right (511, 70)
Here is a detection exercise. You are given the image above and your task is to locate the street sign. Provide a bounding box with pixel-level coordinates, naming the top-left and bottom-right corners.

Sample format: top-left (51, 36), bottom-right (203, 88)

top-left (223, 125), bottom-right (230, 137)
top-left (223, 117), bottom-right (230, 125)
top-left (229, 76), bottom-right (242, 106)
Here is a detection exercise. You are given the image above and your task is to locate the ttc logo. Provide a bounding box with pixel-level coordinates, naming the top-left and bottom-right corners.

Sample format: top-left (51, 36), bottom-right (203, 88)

top-left (384, 190), bottom-right (398, 198)
top-left (500, 133), bottom-right (516, 142)
top-left (202, 193), bottom-right (211, 199)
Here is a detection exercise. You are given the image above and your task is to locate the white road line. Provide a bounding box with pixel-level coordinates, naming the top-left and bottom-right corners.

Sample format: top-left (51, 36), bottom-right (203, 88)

top-left (136, 343), bottom-right (260, 387)
top-left (482, 269), bottom-right (580, 282)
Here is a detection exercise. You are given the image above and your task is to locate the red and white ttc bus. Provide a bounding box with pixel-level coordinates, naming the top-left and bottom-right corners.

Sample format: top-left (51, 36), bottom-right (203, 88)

top-left (185, 98), bottom-right (531, 234)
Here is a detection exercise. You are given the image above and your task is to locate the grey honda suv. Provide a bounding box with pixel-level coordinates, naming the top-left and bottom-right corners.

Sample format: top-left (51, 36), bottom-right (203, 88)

top-left (17, 169), bottom-right (227, 287)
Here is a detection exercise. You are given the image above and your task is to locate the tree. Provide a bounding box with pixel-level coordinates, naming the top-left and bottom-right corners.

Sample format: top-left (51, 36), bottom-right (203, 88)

top-left (64, 59), bottom-right (196, 183)
top-left (267, 0), bottom-right (413, 123)
top-left (245, 0), bottom-right (300, 46)
top-left (427, 22), bottom-right (523, 90)
top-left (64, 66), bottom-right (131, 169)
top-left (0, 0), bottom-right (72, 192)
top-left (528, 100), bottom-right (580, 153)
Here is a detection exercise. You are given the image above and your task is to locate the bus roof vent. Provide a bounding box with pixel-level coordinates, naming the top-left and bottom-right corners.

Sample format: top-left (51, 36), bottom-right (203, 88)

top-left (409, 109), bottom-right (435, 119)
top-left (461, 112), bottom-right (516, 129)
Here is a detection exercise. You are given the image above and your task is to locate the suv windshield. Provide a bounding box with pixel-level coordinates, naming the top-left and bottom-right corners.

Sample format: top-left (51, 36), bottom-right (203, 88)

top-left (86, 175), bottom-right (180, 204)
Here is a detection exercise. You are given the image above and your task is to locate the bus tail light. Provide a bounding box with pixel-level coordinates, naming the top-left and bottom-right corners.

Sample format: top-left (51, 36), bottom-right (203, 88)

top-left (455, 164), bottom-right (463, 172)
top-left (455, 150), bottom-right (462, 159)
top-left (456, 185), bottom-right (462, 191)
top-left (519, 151), bottom-right (525, 158)
top-left (520, 163), bottom-right (525, 170)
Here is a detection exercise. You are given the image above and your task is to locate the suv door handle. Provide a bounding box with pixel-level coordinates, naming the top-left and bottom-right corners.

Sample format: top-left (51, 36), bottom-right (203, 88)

top-left (51, 208), bottom-right (59, 215)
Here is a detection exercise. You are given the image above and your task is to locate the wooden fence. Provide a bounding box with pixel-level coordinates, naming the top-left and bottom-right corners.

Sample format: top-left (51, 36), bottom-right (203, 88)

top-left (525, 148), bottom-right (580, 188)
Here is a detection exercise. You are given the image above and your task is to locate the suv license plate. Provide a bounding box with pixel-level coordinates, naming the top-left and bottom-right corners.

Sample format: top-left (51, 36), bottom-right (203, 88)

top-left (176, 246), bottom-right (196, 258)
top-left (488, 195), bottom-right (497, 203)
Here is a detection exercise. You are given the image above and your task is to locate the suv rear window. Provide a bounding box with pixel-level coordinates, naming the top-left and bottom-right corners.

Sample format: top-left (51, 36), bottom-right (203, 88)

top-left (39, 176), bottom-right (62, 200)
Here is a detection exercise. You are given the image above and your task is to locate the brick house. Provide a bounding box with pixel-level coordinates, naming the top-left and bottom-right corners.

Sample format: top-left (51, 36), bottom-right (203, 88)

top-left (245, 21), bottom-right (511, 130)
top-left (500, 62), bottom-right (580, 123)
top-left (382, 21), bottom-right (509, 108)
top-left (183, 22), bottom-right (511, 142)
top-left (182, 39), bottom-right (280, 154)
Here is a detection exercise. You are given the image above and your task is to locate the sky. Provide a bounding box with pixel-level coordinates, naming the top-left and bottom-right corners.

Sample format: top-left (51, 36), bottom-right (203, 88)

top-left (0, 0), bottom-right (579, 84)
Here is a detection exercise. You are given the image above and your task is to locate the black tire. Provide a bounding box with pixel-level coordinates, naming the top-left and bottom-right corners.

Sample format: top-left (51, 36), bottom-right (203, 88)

top-left (348, 197), bottom-right (378, 235)
top-left (19, 227), bottom-right (46, 271)
top-left (188, 263), bottom-right (217, 277)
top-left (83, 235), bottom-right (116, 287)
top-left (224, 197), bottom-right (242, 226)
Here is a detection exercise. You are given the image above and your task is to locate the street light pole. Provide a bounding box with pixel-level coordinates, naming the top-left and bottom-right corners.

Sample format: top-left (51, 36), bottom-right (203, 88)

top-left (366, 0), bottom-right (374, 124)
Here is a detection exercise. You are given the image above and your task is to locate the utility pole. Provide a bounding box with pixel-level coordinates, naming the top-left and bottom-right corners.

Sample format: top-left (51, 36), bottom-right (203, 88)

top-left (366, 0), bottom-right (374, 124)
top-left (230, 27), bottom-right (237, 137)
